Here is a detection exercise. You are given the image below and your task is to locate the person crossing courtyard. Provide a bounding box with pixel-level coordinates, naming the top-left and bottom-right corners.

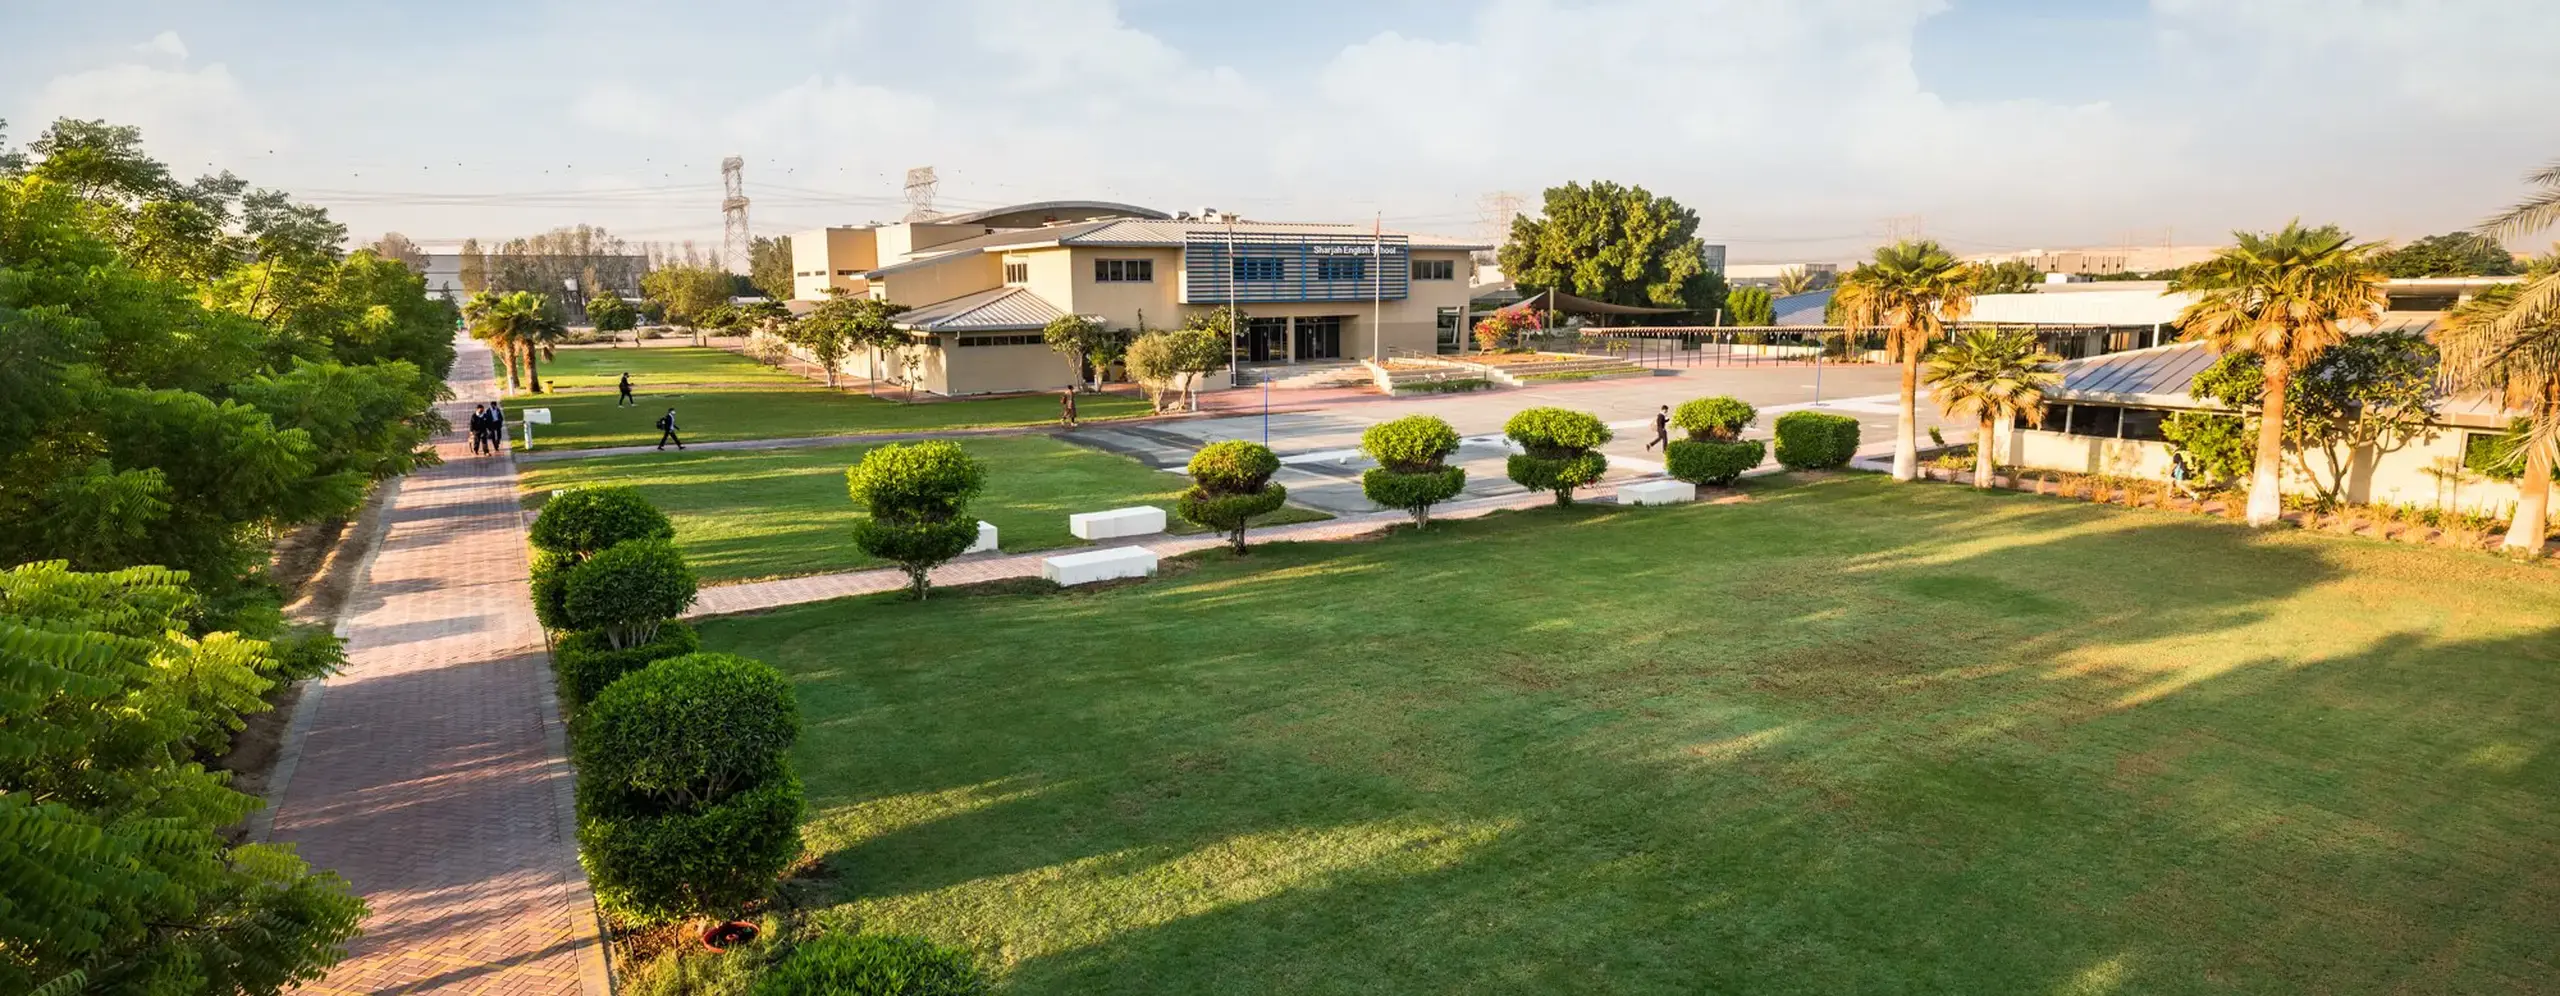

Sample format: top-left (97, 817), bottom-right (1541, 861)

top-left (656, 407), bottom-right (684, 450)
top-left (618, 371), bottom-right (634, 407)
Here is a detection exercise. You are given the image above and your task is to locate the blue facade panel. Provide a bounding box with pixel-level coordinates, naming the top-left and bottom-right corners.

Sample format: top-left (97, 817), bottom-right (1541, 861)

top-left (1183, 232), bottom-right (1411, 304)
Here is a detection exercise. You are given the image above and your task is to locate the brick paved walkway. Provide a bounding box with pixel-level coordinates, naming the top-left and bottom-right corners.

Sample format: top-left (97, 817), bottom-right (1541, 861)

top-left (270, 336), bottom-right (608, 995)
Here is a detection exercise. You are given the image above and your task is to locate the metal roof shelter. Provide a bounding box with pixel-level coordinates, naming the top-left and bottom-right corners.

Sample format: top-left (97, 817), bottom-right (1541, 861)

top-left (1506, 287), bottom-right (1690, 318)
top-left (928, 200), bottom-right (1170, 227)
top-left (894, 286), bottom-right (1066, 332)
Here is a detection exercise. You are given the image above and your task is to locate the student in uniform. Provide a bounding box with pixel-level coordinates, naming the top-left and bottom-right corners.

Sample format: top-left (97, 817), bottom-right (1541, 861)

top-left (618, 372), bottom-right (635, 407)
top-left (656, 408), bottom-right (684, 450)
top-left (1646, 405), bottom-right (1671, 451)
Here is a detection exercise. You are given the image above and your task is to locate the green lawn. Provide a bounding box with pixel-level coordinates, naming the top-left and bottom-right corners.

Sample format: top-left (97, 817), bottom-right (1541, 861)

top-left (698, 475), bottom-right (2560, 994)
top-left (535, 345), bottom-right (808, 389)
top-left (518, 437), bottom-right (1329, 583)
top-left (509, 386), bottom-right (1154, 451)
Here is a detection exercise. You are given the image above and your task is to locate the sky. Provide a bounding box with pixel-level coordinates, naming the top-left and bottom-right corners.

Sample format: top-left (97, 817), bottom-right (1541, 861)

top-left (6, 0), bottom-right (2557, 264)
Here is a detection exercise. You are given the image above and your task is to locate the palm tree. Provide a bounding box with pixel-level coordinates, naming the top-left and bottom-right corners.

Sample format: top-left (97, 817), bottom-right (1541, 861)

top-left (1834, 240), bottom-right (1976, 481)
top-left (2435, 262), bottom-right (2560, 554)
top-left (512, 293), bottom-right (568, 393)
top-left (1925, 327), bottom-right (2062, 488)
top-left (461, 291), bottom-right (518, 389)
top-left (1775, 267), bottom-right (1820, 296)
top-left (2169, 222), bottom-right (2387, 526)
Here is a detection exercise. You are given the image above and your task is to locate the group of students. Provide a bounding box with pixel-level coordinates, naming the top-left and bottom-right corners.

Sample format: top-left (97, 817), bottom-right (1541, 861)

top-left (466, 401), bottom-right (508, 455)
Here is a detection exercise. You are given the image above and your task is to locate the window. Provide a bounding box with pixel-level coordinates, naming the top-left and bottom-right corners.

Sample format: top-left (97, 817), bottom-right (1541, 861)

top-left (2073, 405), bottom-right (2121, 438)
top-left (1316, 257), bottom-right (1366, 281)
top-left (2118, 407), bottom-right (2167, 441)
top-left (955, 333), bottom-right (1044, 348)
top-left (2037, 405), bottom-right (2071, 434)
top-left (835, 269), bottom-right (858, 276)
top-left (1094, 258), bottom-right (1154, 283)
top-left (1412, 259), bottom-right (1455, 280)
top-left (1233, 257), bottom-right (1285, 282)
top-left (1004, 260), bottom-right (1030, 285)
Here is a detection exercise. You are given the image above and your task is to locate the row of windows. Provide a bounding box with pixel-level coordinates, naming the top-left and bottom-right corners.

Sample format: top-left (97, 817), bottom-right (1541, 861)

top-left (2015, 403), bottom-right (2169, 442)
top-left (1003, 261), bottom-right (1030, 285)
top-left (1226, 258), bottom-right (1457, 282)
top-left (1094, 259), bottom-right (1153, 283)
top-left (955, 334), bottom-right (1044, 348)
top-left (797, 270), bottom-right (863, 278)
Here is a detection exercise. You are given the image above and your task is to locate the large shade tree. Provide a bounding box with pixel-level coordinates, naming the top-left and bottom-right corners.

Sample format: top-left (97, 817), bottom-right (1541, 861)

top-left (1834, 240), bottom-right (1976, 481)
top-left (2169, 222), bottom-right (2387, 526)
top-left (1498, 181), bottom-right (1727, 319)
top-left (1924, 327), bottom-right (2060, 488)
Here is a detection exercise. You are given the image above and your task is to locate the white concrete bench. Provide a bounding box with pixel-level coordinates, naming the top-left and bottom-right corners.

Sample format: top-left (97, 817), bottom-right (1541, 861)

top-left (1069, 505), bottom-right (1167, 540)
top-left (1618, 480), bottom-right (1698, 506)
top-left (1042, 547), bottom-right (1158, 586)
top-left (964, 520), bottom-right (999, 554)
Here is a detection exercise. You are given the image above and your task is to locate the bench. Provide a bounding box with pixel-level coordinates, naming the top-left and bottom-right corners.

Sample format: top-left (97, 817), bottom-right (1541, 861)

top-left (1069, 505), bottom-right (1167, 540)
top-left (1617, 480), bottom-right (1697, 506)
top-left (965, 520), bottom-right (999, 555)
top-left (1042, 547), bottom-right (1158, 586)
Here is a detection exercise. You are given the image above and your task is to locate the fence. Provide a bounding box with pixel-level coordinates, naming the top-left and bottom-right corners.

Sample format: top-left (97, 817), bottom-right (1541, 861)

top-left (1556, 327), bottom-right (1888, 368)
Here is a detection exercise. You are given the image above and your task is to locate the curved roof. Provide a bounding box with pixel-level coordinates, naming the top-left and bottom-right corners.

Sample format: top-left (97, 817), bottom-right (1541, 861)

top-left (930, 200), bottom-right (1169, 227)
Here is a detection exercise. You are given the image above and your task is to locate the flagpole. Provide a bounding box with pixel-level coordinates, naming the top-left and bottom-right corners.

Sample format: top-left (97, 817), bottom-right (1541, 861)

top-left (1372, 211), bottom-right (1383, 362)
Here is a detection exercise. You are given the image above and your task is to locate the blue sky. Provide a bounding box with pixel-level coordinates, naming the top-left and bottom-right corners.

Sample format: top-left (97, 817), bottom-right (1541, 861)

top-left (7, 0), bottom-right (2556, 262)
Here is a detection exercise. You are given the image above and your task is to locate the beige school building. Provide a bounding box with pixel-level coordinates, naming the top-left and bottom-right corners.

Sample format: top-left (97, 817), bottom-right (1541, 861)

top-left (1983, 278), bottom-right (2540, 518)
top-left (786, 201), bottom-right (1488, 396)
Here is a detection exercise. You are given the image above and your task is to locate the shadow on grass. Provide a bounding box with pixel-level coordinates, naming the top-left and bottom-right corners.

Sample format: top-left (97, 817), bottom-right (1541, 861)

top-left (703, 475), bottom-right (2560, 994)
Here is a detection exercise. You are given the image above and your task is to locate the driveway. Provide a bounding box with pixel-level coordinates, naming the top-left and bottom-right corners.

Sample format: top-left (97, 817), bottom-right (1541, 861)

top-left (1073, 365), bottom-right (1969, 516)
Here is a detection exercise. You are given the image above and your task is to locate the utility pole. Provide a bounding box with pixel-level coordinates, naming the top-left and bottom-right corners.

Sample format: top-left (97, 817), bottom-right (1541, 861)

top-left (720, 156), bottom-right (750, 276)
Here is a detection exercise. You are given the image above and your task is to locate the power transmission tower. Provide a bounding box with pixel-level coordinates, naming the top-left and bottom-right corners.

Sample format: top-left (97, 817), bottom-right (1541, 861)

top-left (903, 166), bottom-right (939, 221)
top-left (1477, 190), bottom-right (1522, 264)
top-left (720, 156), bottom-right (750, 275)
top-left (1880, 214), bottom-right (1925, 244)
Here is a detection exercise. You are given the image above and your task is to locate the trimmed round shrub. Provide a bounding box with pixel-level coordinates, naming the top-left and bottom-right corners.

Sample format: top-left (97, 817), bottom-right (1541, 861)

top-left (1672, 397), bottom-right (1757, 442)
top-left (530, 549), bottom-right (575, 632)
top-left (1773, 411), bottom-right (1862, 470)
top-left (1360, 415), bottom-right (1460, 473)
top-left (564, 539), bottom-right (699, 648)
top-left (846, 442), bottom-right (986, 521)
top-left (556, 621), bottom-right (700, 708)
top-left (1666, 439), bottom-right (1767, 486)
top-left (1503, 408), bottom-right (1611, 506)
top-left (1177, 486), bottom-right (1289, 551)
top-left (578, 773), bottom-right (804, 925)
top-left (531, 486), bottom-right (674, 556)
top-left (1186, 440), bottom-right (1280, 494)
top-left (751, 934), bottom-right (990, 996)
top-left (1503, 407), bottom-right (1612, 456)
top-left (1361, 466), bottom-right (1466, 525)
top-left (853, 518), bottom-right (981, 599)
top-left (577, 653), bottom-right (799, 808)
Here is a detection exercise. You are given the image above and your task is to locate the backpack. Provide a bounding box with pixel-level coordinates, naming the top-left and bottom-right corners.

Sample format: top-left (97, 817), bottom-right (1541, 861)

top-left (656, 413), bottom-right (673, 431)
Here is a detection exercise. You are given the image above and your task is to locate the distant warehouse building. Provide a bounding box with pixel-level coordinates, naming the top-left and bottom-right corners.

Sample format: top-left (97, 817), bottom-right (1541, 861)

top-left (788, 201), bottom-right (1489, 395)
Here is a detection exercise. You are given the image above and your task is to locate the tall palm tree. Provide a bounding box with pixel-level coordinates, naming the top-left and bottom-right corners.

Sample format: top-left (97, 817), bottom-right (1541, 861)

top-left (1926, 327), bottom-right (2062, 488)
top-left (1775, 267), bottom-right (1819, 296)
top-left (1834, 240), bottom-right (1976, 481)
top-left (2169, 222), bottom-right (2387, 526)
top-left (2435, 263), bottom-right (2560, 554)
top-left (510, 293), bottom-right (568, 393)
top-left (461, 291), bottom-right (518, 389)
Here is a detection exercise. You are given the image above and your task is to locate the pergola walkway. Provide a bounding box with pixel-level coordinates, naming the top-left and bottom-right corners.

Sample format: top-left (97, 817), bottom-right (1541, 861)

top-left (267, 336), bottom-right (608, 995)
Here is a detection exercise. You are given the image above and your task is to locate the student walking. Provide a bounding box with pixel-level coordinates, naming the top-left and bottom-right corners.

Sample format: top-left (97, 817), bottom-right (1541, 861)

top-left (1059, 387), bottom-right (1078, 428)
top-left (2170, 450), bottom-right (2195, 499)
top-left (656, 408), bottom-right (684, 450)
top-left (467, 404), bottom-right (489, 455)
top-left (487, 400), bottom-right (507, 453)
top-left (618, 372), bottom-right (634, 407)
top-left (1645, 404), bottom-right (1670, 451)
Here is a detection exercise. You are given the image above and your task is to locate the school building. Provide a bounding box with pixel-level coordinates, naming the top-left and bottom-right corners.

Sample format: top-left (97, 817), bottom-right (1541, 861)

top-left (787, 201), bottom-right (1489, 396)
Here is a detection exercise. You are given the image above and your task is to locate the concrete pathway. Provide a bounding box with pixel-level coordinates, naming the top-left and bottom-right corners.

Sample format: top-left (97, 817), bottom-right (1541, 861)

top-left (268, 335), bottom-right (608, 995)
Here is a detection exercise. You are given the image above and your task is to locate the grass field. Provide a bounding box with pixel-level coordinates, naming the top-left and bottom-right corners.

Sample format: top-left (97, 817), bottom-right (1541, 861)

top-left (535, 345), bottom-right (807, 389)
top-left (697, 475), bottom-right (2560, 994)
top-left (518, 437), bottom-right (1330, 583)
top-left (510, 386), bottom-right (1155, 451)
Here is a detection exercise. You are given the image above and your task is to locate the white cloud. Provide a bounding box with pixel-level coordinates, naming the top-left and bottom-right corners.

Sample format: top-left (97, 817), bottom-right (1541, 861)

top-left (2151, 0), bottom-right (2560, 119)
top-left (25, 54), bottom-right (284, 174)
top-left (132, 30), bottom-right (188, 60)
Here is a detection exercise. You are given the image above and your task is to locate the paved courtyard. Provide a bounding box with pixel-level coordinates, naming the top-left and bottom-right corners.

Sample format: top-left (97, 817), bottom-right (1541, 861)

top-left (1079, 364), bottom-right (1964, 515)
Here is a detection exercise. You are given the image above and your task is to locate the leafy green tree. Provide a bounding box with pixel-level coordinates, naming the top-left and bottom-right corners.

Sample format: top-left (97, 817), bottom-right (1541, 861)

top-left (233, 359), bottom-right (448, 489)
top-left (2377, 231), bottom-right (2521, 278)
top-left (2181, 332), bottom-right (2438, 508)
top-left (1042, 314), bottom-right (1116, 390)
top-left (1498, 181), bottom-right (1727, 318)
top-left (1835, 240), bottom-right (1976, 482)
top-left (1360, 415), bottom-right (1467, 526)
top-left (1503, 407), bottom-right (1612, 506)
top-left (588, 292), bottom-right (639, 341)
top-left (1725, 286), bottom-right (1775, 326)
top-left (641, 265), bottom-right (734, 337)
top-left (1924, 328), bottom-right (2060, 487)
top-left (791, 295), bottom-right (909, 389)
top-left (1972, 259), bottom-right (2042, 294)
top-left (749, 235), bottom-right (793, 301)
top-left (1, 562), bottom-right (365, 996)
top-left (2170, 222), bottom-right (2388, 525)
top-left (364, 231), bottom-right (429, 273)
top-left (1177, 441), bottom-right (1288, 552)
top-left (458, 237), bottom-right (489, 292)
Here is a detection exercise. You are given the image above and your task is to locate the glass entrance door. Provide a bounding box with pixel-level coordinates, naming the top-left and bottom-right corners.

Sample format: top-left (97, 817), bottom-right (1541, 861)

top-left (1241, 317), bottom-right (1288, 362)
top-left (1293, 316), bottom-right (1343, 360)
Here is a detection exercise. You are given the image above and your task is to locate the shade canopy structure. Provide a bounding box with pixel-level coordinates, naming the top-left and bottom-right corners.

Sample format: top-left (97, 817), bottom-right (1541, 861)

top-left (1505, 287), bottom-right (1691, 318)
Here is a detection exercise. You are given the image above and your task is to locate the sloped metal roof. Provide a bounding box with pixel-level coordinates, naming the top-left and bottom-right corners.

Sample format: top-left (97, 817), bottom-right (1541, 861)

top-left (895, 286), bottom-right (1066, 332)
top-left (2046, 313), bottom-right (2485, 414)
top-left (1968, 289), bottom-right (2193, 326)
top-left (930, 200), bottom-right (1169, 226)
top-left (1773, 289), bottom-right (1833, 326)
top-left (1064, 219), bottom-right (1490, 250)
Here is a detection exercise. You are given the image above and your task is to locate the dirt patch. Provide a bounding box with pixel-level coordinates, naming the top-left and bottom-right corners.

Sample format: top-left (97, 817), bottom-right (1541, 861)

top-left (216, 680), bottom-right (304, 842)
top-left (281, 478), bottom-right (401, 629)
top-left (266, 518), bottom-right (349, 598)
